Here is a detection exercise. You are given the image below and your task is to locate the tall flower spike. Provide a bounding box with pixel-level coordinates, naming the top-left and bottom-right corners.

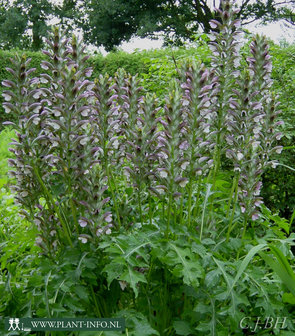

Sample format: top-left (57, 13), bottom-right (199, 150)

top-left (3, 55), bottom-right (57, 253)
top-left (180, 61), bottom-right (215, 227)
top-left (123, 93), bottom-right (161, 224)
top-left (39, 29), bottom-right (96, 242)
top-left (226, 71), bottom-right (265, 221)
top-left (247, 34), bottom-right (283, 170)
top-left (74, 123), bottom-right (111, 240)
top-left (180, 61), bottom-right (215, 177)
top-left (227, 33), bottom-right (282, 221)
top-left (91, 74), bottom-right (124, 227)
top-left (209, 0), bottom-right (242, 163)
top-left (156, 81), bottom-right (188, 229)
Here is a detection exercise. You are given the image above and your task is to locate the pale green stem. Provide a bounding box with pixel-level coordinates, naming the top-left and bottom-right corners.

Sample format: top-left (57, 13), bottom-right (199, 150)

top-left (237, 215), bottom-right (248, 260)
top-left (226, 173), bottom-right (240, 242)
top-left (187, 178), bottom-right (193, 228)
top-left (90, 284), bottom-right (102, 317)
top-left (106, 165), bottom-right (122, 228)
top-left (33, 166), bottom-right (73, 247)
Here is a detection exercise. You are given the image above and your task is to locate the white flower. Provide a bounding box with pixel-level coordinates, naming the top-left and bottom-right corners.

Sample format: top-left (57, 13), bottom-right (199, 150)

top-left (253, 115), bottom-right (262, 123)
top-left (209, 21), bottom-right (218, 29)
top-left (203, 125), bottom-right (210, 134)
top-left (81, 109), bottom-right (89, 117)
top-left (252, 141), bottom-right (260, 150)
top-left (255, 200), bottom-right (263, 207)
top-left (41, 63), bottom-right (49, 70)
top-left (252, 213), bottom-right (260, 221)
top-left (105, 214), bottom-right (112, 223)
top-left (20, 191), bottom-right (28, 197)
top-left (33, 105), bottom-right (42, 113)
top-left (80, 137), bottom-right (88, 146)
top-left (159, 170), bottom-right (168, 178)
top-left (78, 236), bottom-right (88, 244)
top-left (49, 121), bottom-right (60, 130)
top-left (33, 91), bottom-right (43, 99)
top-left (124, 170), bottom-right (130, 179)
top-left (159, 152), bottom-right (168, 159)
top-left (85, 69), bottom-right (93, 77)
top-left (40, 77), bottom-right (48, 84)
top-left (35, 236), bottom-right (43, 244)
top-left (182, 99), bottom-right (190, 106)
top-left (2, 93), bottom-right (11, 101)
top-left (82, 123), bottom-right (89, 130)
top-left (181, 161), bottom-right (189, 170)
top-left (275, 146), bottom-right (283, 154)
top-left (79, 219), bottom-right (88, 227)
top-left (233, 58), bottom-right (240, 68)
top-left (54, 110), bottom-right (61, 117)
top-left (96, 228), bottom-right (103, 236)
top-left (34, 218), bottom-right (41, 226)
top-left (3, 105), bottom-right (12, 113)
top-left (179, 141), bottom-right (189, 150)
top-left (253, 126), bottom-right (261, 134)
top-left (113, 139), bottom-right (119, 149)
top-left (271, 161), bottom-right (278, 168)
top-left (209, 34), bottom-right (216, 41)
top-left (33, 117), bottom-right (40, 125)
top-left (156, 186), bottom-right (165, 195)
top-left (226, 151), bottom-right (232, 159)
top-left (237, 152), bottom-right (244, 161)
top-left (179, 179), bottom-right (188, 188)
top-left (105, 228), bottom-right (112, 235)
top-left (276, 133), bottom-right (283, 140)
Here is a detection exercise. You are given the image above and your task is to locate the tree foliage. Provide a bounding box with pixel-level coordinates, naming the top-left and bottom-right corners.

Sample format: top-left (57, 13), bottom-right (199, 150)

top-left (0, 1), bottom-right (295, 51)
top-left (0, 0), bottom-right (76, 50)
top-left (79, 0), bottom-right (295, 51)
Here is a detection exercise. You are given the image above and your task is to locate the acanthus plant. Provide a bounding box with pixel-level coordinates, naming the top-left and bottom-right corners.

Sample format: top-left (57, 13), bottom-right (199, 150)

top-left (2, 28), bottom-right (112, 253)
top-left (38, 29), bottom-right (114, 247)
top-left (208, 0), bottom-right (242, 179)
top-left (180, 61), bottom-right (215, 231)
top-left (2, 0), bottom-right (283, 252)
top-left (2, 55), bottom-right (59, 255)
top-left (123, 92), bottom-right (161, 226)
top-left (225, 34), bottom-right (283, 236)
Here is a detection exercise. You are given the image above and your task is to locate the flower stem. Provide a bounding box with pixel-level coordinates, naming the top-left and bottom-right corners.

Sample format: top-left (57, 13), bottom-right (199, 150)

top-left (226, 172), bottom-right (240, 241)
top-left (106, 166), bottom-right (122, 228)
top-left (187, 178), bottom-right (193, 228)
top-left (90, 284), bottom-right (102, 317)
top-left (33, 166), bottom-right (73, 247)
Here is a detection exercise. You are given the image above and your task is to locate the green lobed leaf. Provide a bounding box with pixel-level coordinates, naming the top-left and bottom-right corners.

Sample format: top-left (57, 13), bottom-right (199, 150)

top-left (119, 266), bottom-right (147, 297)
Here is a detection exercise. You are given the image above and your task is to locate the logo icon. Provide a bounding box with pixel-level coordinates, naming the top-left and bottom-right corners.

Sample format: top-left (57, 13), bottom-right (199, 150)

top-left (8, 318), bottom-right (21, 331)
